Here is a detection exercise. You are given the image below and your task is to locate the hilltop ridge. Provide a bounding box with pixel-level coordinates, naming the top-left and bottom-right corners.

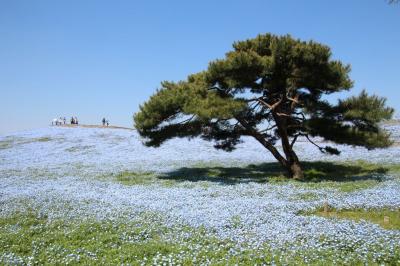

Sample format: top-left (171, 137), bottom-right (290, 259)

top-left (56, 124), bottom-right (134, 130)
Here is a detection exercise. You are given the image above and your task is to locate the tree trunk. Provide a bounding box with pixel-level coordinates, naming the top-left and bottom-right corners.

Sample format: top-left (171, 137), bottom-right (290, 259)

top-left (236, 115), bottom-right (304, 179)
top-left (272, 112), bottom-right (304, 179)
top-left (287, 159), bottom-right (304, 180)
top-left (236, 116), bottom-right (288, 167)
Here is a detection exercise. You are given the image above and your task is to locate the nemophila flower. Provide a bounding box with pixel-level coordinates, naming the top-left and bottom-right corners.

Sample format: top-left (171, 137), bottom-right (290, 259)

top-left (0, 125), bottom-right (400, 264)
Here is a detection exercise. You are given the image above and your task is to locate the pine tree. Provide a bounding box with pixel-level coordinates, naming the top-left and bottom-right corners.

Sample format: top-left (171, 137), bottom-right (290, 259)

top-left (134, 33), bottom-right (394, 179)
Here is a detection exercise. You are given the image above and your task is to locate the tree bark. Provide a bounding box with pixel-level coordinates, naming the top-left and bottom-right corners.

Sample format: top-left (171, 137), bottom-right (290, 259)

top-left (273, 112), bottom-right (304, 179)
top-left (235, 110), bottom-right (305, 179)
top-left (235, 117), bottom-right (288, 169)
top-left (287, 158), bottom-right (304, 180)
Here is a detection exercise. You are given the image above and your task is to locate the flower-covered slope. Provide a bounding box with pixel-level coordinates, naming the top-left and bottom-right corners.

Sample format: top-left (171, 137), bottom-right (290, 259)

top-left (0, 125), bottom-right (400, 264)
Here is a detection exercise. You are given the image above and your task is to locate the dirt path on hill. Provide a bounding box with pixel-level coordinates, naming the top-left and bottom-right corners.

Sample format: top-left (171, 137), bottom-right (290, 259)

top-left (57, 124), bottom-right (135, 130)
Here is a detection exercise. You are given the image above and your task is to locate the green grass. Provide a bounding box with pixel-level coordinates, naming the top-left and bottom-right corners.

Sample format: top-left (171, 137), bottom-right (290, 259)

top-left (1, 212), bottom-right (399, 265)
top-left (161, 160), bottom-right (393, 182)
top-left (34, 137), bottom-right (52, 142)
top-left (310, 208), bottom-right (400, 230)
top-left (0, 213), bottom-right (182, 265)
top-left (158, 160), bottom-right (400, 191)
top-left (298, 161), bottom-right (400, 192)
top-left (292, 192), bottom-right (319, 201)
top-left (304, 179), bottom-right (381, 192)
top-left (65, 145), bottom-right (94, 153)
top-left (103, 161), bottom-right (400, 193)
top-left (0, 142), bottom-right (12, 150)
top-left (114, 171), bottom-right (156, 185)
top-left (302, 160), bottom-right (388, 181)
top-left (0, 136), bottom-right (53, 150)
top-left (0, 137), bottom-right (16, 150)
top-left (0, 212), bottom-right (275, 265)
top-left (110, 171), bottom-right (177, 187)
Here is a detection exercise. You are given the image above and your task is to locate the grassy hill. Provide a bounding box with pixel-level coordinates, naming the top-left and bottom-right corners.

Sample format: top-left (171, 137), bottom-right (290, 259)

top-left (0, 125), bottom-right (400, 264)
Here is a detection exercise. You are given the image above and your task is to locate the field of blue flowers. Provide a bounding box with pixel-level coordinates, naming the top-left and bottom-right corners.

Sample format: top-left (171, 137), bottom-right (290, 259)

top-left (1, 125), bottom-right (400, 264)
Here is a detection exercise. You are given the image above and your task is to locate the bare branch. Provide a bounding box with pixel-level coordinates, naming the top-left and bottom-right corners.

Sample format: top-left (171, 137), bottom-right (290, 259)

top-left (178, 115), bottom-right (196, 124)
top-left (248, 101), bottom-right (261, 111)
top-left (290, 134), bottom-right (300, 148)
top-left (208, 86), bottom-right (221, 91)
top-left (276, 112), bottom-right (291, 117)
top-left (260, 124), bottom-right (277, 132)
top-left (286, 92), bottom-right (299, 104)
top-left (258, 97), bottom-right (283, 110)
top-left (293, 111), bottom-right (306, 120)
top-left (297, 133), bottom-right (333, 154)
top-left (304, 134), bottom-right (323, 150)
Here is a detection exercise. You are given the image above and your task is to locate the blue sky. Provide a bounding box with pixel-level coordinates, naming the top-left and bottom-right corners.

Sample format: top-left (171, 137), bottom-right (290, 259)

top-left (0, 0), bottom-right (399, 134)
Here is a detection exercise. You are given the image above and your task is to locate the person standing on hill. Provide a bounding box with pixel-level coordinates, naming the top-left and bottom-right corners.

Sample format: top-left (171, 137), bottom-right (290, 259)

top-left (102, 118), bottom-right (106, 126)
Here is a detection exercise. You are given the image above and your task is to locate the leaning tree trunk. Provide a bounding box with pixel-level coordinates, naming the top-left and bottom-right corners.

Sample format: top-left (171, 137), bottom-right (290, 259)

top-left (287, 158), bottom-right (304, 180)
top-left (281, 139), bottom-right (304, 179)
top-left (273, 113), bottom-right (305, 179)
top-left (236, 115), bottom-right (305, 179)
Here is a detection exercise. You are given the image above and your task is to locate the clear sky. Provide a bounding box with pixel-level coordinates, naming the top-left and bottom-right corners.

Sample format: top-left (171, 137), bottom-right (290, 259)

top-left (0, 0), bottom-right (399, 134)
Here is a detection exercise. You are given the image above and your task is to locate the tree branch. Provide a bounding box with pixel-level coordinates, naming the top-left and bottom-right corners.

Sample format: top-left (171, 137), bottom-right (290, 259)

top-left (276, 112), bottom-right (291, 117)
top-left (235, 116), bottom-right (288, 167)
top-left (297, 133), bottom-right (330, 153)
top-left (260, 124), bottom-right (277, 132)
top-left (286, 92), bottom-right (299, 104)
top-left (258, 97), bottom-right (283, 110)
top-left (178, 115), bottom-right (196, 124)
top-left (290, 134), bottom-right (300, 148)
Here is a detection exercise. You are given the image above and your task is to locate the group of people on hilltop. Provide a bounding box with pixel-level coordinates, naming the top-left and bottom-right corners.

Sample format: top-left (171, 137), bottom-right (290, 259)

top-left (102, 118), bottom-right (110, 127)
top-left (71, 116), bottom-right (79, 125)
top-left (52, 117), bottom-right (66, 126)
top-left (52, 116), bottom-right (79, 126)
top-left (53, 116), bottom-right (111, 127)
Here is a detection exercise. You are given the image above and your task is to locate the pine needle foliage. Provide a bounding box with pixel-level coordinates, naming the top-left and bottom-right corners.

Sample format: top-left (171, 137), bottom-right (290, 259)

top-left (134, 33), bottom-right (394, 179)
